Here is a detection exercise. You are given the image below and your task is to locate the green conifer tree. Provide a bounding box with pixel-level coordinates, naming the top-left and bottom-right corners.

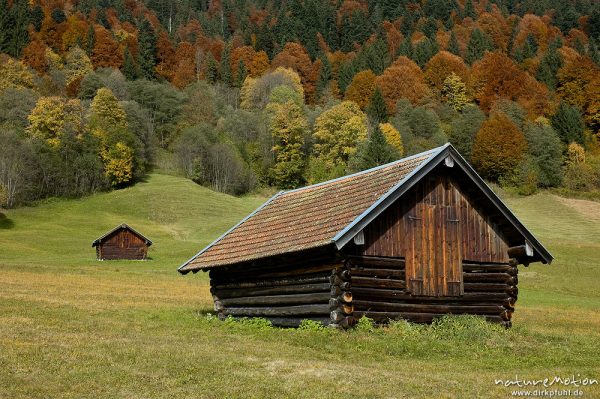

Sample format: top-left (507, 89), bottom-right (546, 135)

top-left (123, 47), bottom-right (138, 80)
top-left (466, 28), bottom-right (493, 64)
top-left (349, 125), bottom-right (400, 171)
top-left (536, 39), bottom-right (563, 90)
top-left (448, 31), bottom-right (461, 56)
top-left (86, 24), bottom-right (95, 56)
top-left (137, 18), bottom-right (157, 80)
top-left (220, 43), bottom-right (232, 85)
top-left (464, 0), bottom-right (476, 19)
top-left (367, 88), bottom-right (388, 123)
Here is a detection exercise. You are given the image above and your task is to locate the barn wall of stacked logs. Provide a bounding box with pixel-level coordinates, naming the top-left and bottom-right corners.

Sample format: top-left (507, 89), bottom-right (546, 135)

top-left (345, 255), bottom-right (518, 328)
top-left (209, 252), bottom-right (353, 328)
top-left (96, 229), bottom-right (149, 260)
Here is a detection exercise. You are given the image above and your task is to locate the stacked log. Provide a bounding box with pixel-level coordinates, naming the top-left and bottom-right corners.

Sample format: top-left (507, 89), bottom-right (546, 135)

top-left (348, 255), bottom-right (519, 328)
top-left (329, 263), bottom-right (354, 329)
top-left (209, 261), bottom-right (339, 327)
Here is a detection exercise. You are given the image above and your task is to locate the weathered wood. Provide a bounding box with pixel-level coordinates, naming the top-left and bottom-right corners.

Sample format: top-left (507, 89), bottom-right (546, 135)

top-left (346, 256), bottom-right (406, 268)
top-left (463, 272), bottom-right (514, 283)
top-left (211, 275), bottom-right (330, 289)
top-left (351, 287), bottom-right (510, 302)
top-left (462, 263), bottom-right (516, 274)
top-left (212, 282), bottom-right (331, 299)
top-left (219, 292), bottom-right (331, 307)
top-left (329, 295), bottom-right (353, 307)
top-left (339, 316), bottom-right (356, 329)
top-left (355, 311), bottom-right (504, 324)
top-left (503, 297), bottom-right (516, 309)
top-left (464, 283), bottom-right (514, 293)
top-left (349, 268), bottom-right (405, 279)
top-left (353, 300), bottom-right (504, 315)
top-left (351, 276), bottom-right (405, 289)
top-left (330, 310), bottom-right (345, 323)
top-left (507, 244), bottom-right (534, 260)
top-left (224, 304), bottom-right (331, 317)
top-left (213, 264), bottom-right (335, 282)
top-left (93, 225), bottom-right (151, 260)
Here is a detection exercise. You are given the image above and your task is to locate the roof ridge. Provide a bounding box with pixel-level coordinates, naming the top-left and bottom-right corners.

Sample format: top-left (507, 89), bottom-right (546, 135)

top-left (281, 145), bottom-right (444, 196)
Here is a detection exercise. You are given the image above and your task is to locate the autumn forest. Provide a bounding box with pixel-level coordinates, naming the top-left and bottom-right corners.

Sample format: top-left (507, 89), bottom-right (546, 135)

top-left (1, 0), bottom-right (599, 208)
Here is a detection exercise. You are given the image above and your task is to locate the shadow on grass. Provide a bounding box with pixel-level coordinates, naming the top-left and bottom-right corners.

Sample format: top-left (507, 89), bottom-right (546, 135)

top-left (0, 212), bottom-right (14, 229)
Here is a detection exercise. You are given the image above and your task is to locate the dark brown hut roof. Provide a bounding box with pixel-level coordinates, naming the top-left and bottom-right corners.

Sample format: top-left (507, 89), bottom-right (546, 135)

top-left (179, 144), bottom-right (553, 273)
top-left (92, 224), bottom-right (153, 247)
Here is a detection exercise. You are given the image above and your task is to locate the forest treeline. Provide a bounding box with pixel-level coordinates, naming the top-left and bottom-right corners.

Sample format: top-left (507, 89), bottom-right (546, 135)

top-left (0, 0), bottom-right (599, 208)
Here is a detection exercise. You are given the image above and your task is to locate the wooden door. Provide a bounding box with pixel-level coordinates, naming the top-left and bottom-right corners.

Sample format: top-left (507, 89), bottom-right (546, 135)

top-left (405, 176), bottom-right (464, 297)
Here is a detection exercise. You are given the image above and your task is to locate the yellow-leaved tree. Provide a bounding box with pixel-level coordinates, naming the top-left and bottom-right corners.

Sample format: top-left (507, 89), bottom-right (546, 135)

top-left (89, 88), bottom-right (135, 186)
top-left (0, 57), bottom-right (34, 90)
top-left (379, 123), bottom-right (404, 155)
top-left (101, 142), bottom-right (134, 186)
top-left (26, 97), bottom-right (86, 149)
top-left (266, 88), bottom-right (308, 188)
top-left (240, 67), bottom-right (304, 109)
top-left (308, 101), bottom-right (368, 182)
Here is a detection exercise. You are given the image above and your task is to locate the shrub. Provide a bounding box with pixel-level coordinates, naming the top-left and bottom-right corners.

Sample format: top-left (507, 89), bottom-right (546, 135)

top-left (355, 316), bottom-right (375, 333)
top-left (297, 319), bottom-right (326, 331)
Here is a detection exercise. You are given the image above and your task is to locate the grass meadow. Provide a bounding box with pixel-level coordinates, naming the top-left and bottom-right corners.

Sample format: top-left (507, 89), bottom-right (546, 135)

top-left (1, 174), bottom-right (599, 398)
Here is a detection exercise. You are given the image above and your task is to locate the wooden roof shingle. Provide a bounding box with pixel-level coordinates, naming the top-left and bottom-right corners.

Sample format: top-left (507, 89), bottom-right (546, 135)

top-left (179, 147), bottom-right (441, 272)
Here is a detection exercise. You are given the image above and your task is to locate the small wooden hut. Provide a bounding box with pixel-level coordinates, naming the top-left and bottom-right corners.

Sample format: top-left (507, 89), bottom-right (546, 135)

top-left (178, 144), bottom-right (553, 328)
top-left (92, 224), bottom-right (152, 260)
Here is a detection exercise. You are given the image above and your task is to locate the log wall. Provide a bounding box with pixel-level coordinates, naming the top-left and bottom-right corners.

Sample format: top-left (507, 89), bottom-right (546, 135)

top-left (97, 229), bottom-right (148, 260)
top-left (347, 255), bottom-right (518, 328)
top-left (209, 256), bottom-right (344, 327)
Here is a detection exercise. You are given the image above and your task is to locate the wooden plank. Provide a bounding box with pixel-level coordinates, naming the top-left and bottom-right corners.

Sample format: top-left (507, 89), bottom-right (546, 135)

top-left (223, 304), bottom-right (331, 317)
top-left (353, 300), bottom-right (505, 314)
top-left (346, 256), bottom-right (405, 268)
top-left (219, 292), bottom-right (331, 307)
top-left (349, 268), bottom-right (405, 279)
top-left (351, 287), bottom-right (510, 302)
top-left (351, 277), bottom-right (406, 290)
top-left (211, 275), bottom-right (330, 289)
top-left (212, 282), bottom-right (331, 299)
top-left (463, 273), bottom-right (514, 283)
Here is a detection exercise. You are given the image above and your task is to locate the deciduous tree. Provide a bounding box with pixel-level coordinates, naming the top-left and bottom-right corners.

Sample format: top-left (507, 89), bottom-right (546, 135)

top-left (471, 112), bottom-right (528, 181)
top-left (376, 56), bottom-right (430, 113)
top-left (312, 101), bottom-right (368, 171)
top-left (266, 99), bottom-right (307, 188)
top-left (344, 69), bottom-right (376, 110)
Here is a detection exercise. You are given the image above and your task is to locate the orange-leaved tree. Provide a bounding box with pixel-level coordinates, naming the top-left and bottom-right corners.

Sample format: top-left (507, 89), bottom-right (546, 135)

top-left (376, 56), bottom-right (430, 114)
top-left (344, 69), bottom-right (376, 110)
top-left (471, 112), bottom-right (528, 181)
top-left (471, 51), bottom-right (551, 118)
top-left (424, 50), bottom-right (469, 95)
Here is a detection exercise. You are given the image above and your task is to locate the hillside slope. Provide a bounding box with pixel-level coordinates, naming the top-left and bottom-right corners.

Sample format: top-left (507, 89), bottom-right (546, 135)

top-left (0, 174), bottom-right (266, 273)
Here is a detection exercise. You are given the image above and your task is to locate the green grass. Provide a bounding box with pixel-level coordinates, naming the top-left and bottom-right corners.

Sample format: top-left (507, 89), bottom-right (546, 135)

top-left (1, 175), bottom-right (599, 398)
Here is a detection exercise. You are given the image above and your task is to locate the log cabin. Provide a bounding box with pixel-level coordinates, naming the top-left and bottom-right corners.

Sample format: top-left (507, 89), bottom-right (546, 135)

top-left (178, 144), bottom-right (553, 329)
top-left (92, 224), bottom-right (152, 260)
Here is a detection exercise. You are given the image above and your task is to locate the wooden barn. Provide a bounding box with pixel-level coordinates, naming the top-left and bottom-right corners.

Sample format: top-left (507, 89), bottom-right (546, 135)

top-left (92, 224), bottom-right (152, 260)
top-left (178, 144), bottom-right (553, 328)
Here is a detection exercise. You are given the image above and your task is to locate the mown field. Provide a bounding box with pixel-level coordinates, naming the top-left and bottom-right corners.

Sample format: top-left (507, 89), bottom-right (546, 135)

top-left (1, 174), bottom-right (599, 398)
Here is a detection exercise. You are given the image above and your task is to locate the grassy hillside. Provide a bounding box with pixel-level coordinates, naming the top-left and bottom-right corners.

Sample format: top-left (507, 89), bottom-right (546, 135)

top-left (1, 175), bottom-right (599, 398)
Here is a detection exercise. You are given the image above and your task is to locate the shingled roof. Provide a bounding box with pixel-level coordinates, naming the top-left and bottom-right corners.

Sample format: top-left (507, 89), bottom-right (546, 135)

top-left (92, 224), bottom-right (152, 247)
top-left (178, 143), bottom-right (552, 273)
